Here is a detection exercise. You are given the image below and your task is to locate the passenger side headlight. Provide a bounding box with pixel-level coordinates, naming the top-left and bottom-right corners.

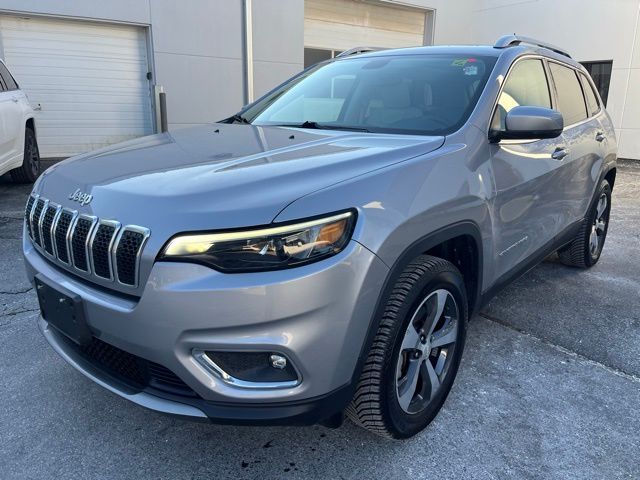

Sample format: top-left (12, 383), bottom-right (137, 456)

top-left (159, 210), bottom-right (356, 272)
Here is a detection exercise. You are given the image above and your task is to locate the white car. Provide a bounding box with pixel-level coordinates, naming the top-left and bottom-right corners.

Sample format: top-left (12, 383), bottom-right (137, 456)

top-left (0, 58), bottom-right (39, 183)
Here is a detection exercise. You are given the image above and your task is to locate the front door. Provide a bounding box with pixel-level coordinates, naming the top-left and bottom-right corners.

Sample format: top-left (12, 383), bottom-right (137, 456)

top-left (489, 58), bottom-right (572, 279)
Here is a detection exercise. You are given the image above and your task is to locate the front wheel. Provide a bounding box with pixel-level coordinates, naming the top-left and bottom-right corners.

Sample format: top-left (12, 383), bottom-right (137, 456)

top-left (346, 255), bottom-right (468, 439)
top-left (558, 179), bottom-right (612, 268)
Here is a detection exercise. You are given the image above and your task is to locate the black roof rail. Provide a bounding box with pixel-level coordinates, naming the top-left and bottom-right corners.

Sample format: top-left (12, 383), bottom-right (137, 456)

top-left (493, 34), bottom-right (571, 58)
top-left (335, 47), bottom-right (381, 58)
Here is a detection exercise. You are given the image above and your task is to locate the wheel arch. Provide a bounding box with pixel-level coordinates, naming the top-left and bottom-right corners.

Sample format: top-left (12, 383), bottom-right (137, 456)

top-left (604, 166), bottom-right (616, 191)
top-left (25, 116), bottom-right (36, 136)
top-left (348, 221), bottom-right (483, 392)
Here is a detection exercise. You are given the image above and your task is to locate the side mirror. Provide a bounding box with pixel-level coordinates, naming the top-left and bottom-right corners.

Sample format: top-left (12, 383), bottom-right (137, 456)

top-left (490, 106), bottom-right (564, 142)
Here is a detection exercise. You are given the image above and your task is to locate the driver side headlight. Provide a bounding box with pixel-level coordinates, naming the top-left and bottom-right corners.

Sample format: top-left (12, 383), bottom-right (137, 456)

top-left (159, 210), bottom-right (356, 272)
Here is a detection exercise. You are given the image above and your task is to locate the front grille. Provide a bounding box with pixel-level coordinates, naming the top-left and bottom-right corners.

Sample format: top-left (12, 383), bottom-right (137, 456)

top-left (41, 205), bottom-right (58, 255)
top-left (116, 230), bottom-right (145, 286)
top-left (32, 199), bottom-right (45, 246)
top-left (54, 210), bottom-right (74, 264)
top-left (71, 217), bottom-right (94, 271)
top-left (25, 194), bottom-right (149, 289)
top-left (91, 223), bottom-right (118, 279)
top-left (77, 336), bottom-right (197, 397)
top-left (25, 196), bottom-right (35, 238)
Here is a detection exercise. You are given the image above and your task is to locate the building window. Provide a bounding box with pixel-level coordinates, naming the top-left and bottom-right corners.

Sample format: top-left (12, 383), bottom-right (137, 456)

top-left (304, 48), bottom-right (343, 68)
top-left (580, 61), bottom-right (612, 107)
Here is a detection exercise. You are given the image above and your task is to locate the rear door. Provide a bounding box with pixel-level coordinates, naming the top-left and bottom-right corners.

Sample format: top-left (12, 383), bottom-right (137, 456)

top-left (489, 57), bottom-right (572, 279)
top-left (547, 61), bottom-right (599, 223)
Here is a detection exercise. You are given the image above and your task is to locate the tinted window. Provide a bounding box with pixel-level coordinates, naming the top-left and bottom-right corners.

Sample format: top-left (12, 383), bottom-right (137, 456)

top-left (244, 55), bottom-right (497, 136)
top-left (491, 59), bottom-right (551, 130)
top-left (0, 62), bottom-right (18, 90)
top-left (579, 72), bottom-right (600, 116)
top-left (550, 62), bottom-right (587, 125)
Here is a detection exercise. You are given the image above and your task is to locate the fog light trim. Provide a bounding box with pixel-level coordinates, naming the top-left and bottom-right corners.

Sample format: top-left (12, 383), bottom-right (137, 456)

top-left (193, 349), bottom-right (300, 390)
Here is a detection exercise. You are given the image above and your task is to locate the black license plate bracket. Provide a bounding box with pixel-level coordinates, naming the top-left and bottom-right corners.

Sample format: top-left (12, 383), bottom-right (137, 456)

top-left (35, 275), bottom-right (92, 346)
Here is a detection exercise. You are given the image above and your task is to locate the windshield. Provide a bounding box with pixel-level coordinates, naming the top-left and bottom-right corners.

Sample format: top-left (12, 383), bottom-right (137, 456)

top-left (242, 54), bottom-right (497, 136)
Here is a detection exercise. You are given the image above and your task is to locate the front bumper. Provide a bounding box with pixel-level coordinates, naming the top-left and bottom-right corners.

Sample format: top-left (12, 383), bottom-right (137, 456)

top-left (25, 234), bottom-right (388, 423)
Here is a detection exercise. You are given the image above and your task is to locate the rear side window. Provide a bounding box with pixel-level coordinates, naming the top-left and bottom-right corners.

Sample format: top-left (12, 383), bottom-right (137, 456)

top-left (491, 59), bottom-right (551, 130)
top-left (579, 72), bottom-right (600, 117)
top-left (0, 62), bottom-right (18, 91)
top-left (549, 63), bottom-right (587, 125)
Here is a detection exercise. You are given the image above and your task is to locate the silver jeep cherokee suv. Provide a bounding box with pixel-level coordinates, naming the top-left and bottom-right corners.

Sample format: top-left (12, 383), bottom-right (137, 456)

top-left (23, 36), bottom-right (617, 439)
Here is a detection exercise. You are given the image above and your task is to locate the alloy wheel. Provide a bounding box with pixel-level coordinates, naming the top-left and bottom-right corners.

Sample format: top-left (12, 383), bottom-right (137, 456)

top-left (395, 289), bottom-right (460, 414)
top-left (26, 133), bottom-right (40, 177)
top-left (589, 193), bottom-right (609, 258)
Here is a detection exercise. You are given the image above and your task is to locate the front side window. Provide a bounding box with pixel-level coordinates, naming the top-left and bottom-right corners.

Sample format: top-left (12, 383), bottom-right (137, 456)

top-left (549, 62), bottom-right (588, 126)
top-left (243, 55), bottom-right (497, 136)
top-left (491, 59), bottom-right (551, 131)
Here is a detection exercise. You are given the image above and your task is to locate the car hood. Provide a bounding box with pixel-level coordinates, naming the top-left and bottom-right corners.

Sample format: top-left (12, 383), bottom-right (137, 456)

top-left (35, 124), bottom-right (443, 236)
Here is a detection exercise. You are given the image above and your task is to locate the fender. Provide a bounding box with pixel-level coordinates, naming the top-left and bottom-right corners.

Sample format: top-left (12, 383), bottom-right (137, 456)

top-left (581, 161), bottom-right (616, 226)
top-left (346, 221), bottom-right (483, 393)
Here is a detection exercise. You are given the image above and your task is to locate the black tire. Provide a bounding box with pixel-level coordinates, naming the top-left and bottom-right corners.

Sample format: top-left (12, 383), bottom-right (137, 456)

top-left (10, 127), bottom-right (40, 184)
top-left (346, 255), bottom-right (468, 439)
top-left (558, 180), bottom-right (612, 268)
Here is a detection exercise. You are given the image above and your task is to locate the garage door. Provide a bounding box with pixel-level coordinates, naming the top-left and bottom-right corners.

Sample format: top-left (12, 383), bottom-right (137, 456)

top-left (304, 0), bottom-right (428, 64)
top-left (0, 15), bottom-right (153, 158)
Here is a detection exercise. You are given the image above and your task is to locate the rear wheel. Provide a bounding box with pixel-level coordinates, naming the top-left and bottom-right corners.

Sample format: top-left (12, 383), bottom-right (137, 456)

top-left (10, 127), bottom-right (40, 183)
top-left (558, 180), bottom-right (611, 268)
top-left (346, 255), bottom-right (468, 439)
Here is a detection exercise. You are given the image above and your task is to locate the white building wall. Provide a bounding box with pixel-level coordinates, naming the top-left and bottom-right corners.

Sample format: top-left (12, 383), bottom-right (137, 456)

top-left (0, 0), bottom-right (304, 136)
top-left (252, 0), bottom-right (304, 99)
top-left (148, 0), bottom-right (245, 130)
top-left (379, 0), bottom-right (475, 45)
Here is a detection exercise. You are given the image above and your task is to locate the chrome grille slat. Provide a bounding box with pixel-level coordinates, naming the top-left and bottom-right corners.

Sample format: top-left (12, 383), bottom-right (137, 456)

top-left (89, 220), bottom-right (121, 280)
top-left (41, 204), bottom-right (59, 255)
top-left (25, 195), bottom-right (36, 239)
top-left (25, 194), bottom-right (149, 290)
top-left (27, 194), bottom-right (39, 240)
top-left (32, 198), bottom-right (45, 246)
top-left (70, 215), bottom-right (98, 273)
top-left (113, 226), bottom-right (150, 288)
top-left (54, 209), bottom-right (75, 265)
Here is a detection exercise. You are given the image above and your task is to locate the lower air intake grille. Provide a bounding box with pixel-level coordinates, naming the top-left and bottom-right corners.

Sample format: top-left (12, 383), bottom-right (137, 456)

top-left (80, 337), bottom-right (147, 386)
top-left (76, 337), bottom-right (197, 397)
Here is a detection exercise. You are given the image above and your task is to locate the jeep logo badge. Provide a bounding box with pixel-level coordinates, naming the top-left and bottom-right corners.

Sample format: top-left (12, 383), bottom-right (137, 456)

top-left (68, 188), bottom-right (93, 206)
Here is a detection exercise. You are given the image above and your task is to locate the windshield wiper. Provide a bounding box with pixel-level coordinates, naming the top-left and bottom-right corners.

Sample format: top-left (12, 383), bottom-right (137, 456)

top-left (286, 121), bottom-right (370, 133)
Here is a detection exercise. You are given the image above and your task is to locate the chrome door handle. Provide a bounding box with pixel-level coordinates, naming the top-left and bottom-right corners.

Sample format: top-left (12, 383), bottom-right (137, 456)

top-left (551, 148), bottom-right (569, 160)
top-left (595, 132), bottom-right (606, 142)
top-left (11, 97), bottom-right (18, 103)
